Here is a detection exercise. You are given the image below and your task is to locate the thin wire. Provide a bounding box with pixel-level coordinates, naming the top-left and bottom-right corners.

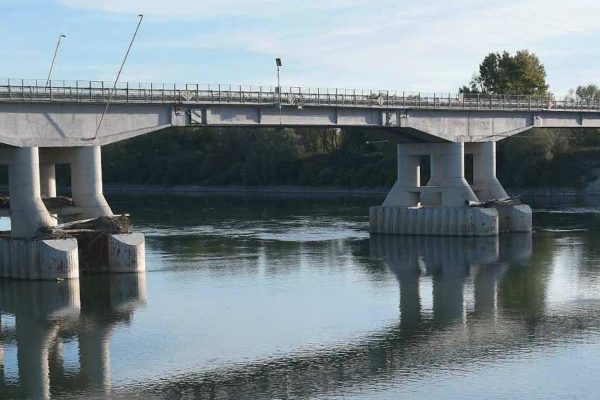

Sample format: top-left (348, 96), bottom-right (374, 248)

top-left (89, 14), bottom-right (144, 141)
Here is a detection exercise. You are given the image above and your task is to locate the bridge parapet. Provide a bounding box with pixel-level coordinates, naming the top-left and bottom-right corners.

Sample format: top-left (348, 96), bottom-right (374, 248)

top-left (1, 78), bottom-right (599, 112)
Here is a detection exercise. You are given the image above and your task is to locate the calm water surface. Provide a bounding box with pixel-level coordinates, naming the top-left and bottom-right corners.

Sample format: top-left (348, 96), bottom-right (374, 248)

top-left (2, 194), bottom-right (600, 399)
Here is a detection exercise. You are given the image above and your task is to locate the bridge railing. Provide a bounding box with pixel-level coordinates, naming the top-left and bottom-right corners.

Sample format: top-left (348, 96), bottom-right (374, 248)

top-left (0, 79), bottom-right (599, 112)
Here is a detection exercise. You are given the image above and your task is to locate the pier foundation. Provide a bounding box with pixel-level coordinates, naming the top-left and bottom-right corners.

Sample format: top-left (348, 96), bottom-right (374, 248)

top-left (370, 141), bottom-right (532, 236)
top-left (0, 145), bottom-right (144, 280)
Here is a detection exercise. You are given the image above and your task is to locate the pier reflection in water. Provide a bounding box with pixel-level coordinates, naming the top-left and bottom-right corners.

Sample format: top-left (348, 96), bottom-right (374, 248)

top-left (371, 234), bottom-right (533, 329)
top-left (0, 273), bottom-right (146, 399)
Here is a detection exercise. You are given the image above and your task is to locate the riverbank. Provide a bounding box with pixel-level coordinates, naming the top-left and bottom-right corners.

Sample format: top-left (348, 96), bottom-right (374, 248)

top-left (102, 184), bottom-right (588, 197)
top-left (103, 184), bottom-right (390, 197)
top-left (0, 183), bottom-right (590, 198)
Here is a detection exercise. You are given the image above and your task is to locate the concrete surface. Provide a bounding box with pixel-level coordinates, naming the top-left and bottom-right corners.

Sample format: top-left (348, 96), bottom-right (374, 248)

top-left (369, 206), bottom-right (499, 236)
top-left (0, 237), bottom-right (79, 280)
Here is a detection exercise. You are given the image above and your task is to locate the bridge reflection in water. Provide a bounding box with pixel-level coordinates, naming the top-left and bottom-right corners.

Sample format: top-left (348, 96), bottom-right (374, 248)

top-left (0, 274), bottom-right (146, 399)
top-left (0, 232), bottom-right (586, 399)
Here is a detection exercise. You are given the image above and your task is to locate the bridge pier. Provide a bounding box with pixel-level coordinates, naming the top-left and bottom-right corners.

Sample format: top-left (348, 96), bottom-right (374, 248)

top-left (71, 146), bottom-right (113, 218)
top-left (0, 145), bottom-right (144, 280)
top-left (39, 162), bottom-right (57, 199)
top-left (370, 141), bottom-right (532, 236)
top-left (9, 147), bottom-right (56, 238)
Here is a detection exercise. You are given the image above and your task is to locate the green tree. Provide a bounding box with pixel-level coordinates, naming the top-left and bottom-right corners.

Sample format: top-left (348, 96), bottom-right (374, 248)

top-left (461, 50), bottom-right (549, 95)
top-left (575, 84), bottom-right (600, 99)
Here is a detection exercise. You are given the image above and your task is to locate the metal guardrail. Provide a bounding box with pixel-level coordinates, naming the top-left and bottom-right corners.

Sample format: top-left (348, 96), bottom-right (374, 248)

top-left (0, 78), bottom-right (599, 112)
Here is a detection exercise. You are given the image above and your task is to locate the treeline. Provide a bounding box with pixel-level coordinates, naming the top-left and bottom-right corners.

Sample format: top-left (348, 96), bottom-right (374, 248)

top-left (102, 127), bottom-right (398, 188)
top-left (101, 126), bottom-right (600, 189)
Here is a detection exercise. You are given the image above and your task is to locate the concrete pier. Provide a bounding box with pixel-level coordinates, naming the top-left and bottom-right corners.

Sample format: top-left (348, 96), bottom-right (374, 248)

top-left (39, 162), bottom-right (57, 199)
top-left (370, 141), bottom-right (532, 236)
top-left (9, 147), bottom-right (56, 238)
top-left (0, 145), bottom-right (144, 280)
top-left (71, 146), bottom-right (113, 218)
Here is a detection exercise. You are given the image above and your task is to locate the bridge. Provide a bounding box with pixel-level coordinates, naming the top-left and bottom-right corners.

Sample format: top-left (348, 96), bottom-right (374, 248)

top-left (1, 79), bottom-right (600, 146)
top-left (1, 78), bottom-right (599, 279)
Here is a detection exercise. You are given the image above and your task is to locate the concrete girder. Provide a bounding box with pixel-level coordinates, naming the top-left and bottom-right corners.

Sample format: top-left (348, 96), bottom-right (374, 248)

top-left (2, 99), bottom-right (600, 146)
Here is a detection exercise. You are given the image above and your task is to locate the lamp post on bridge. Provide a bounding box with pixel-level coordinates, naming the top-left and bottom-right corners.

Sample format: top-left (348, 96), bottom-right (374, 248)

top-left (275, 57), bottom-right (282, 109)
top-left (46, 34), bottom-right (66, 90)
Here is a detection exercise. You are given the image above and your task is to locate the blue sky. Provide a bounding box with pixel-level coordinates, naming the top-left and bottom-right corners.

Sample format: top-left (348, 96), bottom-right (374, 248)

top-left (0, 0), bottom-right (598, 95)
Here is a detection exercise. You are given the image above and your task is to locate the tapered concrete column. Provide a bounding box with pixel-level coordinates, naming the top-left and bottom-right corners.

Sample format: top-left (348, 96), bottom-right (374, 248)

top-left (71, 146), bottom-right (112, 218)
top-left (383, 144), bottom-right (420, 207)
top-left (421, 154), bottom-right (443, 206)
top-left (439, 143), bottom-right (478, 207)
top-left (471, 141), bottom-right (508, 201)
top-left (40, 163), bottom-right (57, 198)
top-left (9, 147), bottom-right (56, 238)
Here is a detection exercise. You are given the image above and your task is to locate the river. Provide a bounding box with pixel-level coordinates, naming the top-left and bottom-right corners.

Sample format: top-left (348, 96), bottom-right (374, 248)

top-left (1, 194), bottom-right (600, 399)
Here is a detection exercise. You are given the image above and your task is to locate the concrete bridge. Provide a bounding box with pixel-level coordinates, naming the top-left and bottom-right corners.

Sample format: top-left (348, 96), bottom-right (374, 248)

top-left (1, 78), bottom-right (599, 279)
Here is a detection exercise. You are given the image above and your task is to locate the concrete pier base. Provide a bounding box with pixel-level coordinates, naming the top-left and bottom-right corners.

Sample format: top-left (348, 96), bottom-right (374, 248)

top-left (108, 233), bottom-right (145, 273)
top-left (369, 205), bottom-right (532, 236)
top-left (497, 205), bottom-right (533, 233)
top-left (0, 238), bottom-right (79, 280)
top-left (369, 206), bottom-right (499, 236)
top-left (78, 232), bottom-right (145, 275)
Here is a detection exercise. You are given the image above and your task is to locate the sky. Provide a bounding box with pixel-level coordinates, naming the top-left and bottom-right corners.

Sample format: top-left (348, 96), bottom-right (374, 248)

top-left (0, 0), bottom-right (599, 95)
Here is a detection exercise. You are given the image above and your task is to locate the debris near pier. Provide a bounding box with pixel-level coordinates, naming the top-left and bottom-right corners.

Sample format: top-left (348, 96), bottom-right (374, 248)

top-left (43, 196), bottom-right (74, 209)
top-left (59, 215), bottom-right (132, 234)
top-left (465, 196), bottom-right (522, 208)
top-left (34, 214), bottom-right (132, 240)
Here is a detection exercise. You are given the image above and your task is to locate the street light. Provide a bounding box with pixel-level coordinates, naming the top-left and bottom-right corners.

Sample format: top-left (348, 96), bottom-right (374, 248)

top-left (46, 34), bottom-right (66, 89)
top-left (275, 57), bottom-right (282, 107)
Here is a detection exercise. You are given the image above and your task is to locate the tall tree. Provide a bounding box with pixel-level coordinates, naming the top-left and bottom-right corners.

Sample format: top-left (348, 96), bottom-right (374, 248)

top-left (575, 84), bottom-right (600, 99)
top-left (460, 50), bottom-right (549, 95)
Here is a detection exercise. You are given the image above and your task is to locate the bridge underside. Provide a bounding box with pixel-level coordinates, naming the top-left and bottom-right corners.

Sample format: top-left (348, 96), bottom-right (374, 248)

top-left (0, 102), bottom-right (599, 147)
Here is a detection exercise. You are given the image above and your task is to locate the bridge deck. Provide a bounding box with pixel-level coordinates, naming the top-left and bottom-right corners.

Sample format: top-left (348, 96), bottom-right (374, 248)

top-left (1, 78), bottom-right (599, 112)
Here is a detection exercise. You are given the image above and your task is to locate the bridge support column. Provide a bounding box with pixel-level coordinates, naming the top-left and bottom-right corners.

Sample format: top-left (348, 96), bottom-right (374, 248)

top-left (39, 162), bottom-right (57, 198)
top-left (9, 147), bottom-right (56, 238)
top-left (71, 146), bottom-right (112, 218)
top-left (421, 154), bottom-right (443, 206)
top-left (382, 144), bottom-right (420, 207)
top-left (469, 142), bottom-right (507, 201)
top-left (467, 142), bottom-right (532, 233)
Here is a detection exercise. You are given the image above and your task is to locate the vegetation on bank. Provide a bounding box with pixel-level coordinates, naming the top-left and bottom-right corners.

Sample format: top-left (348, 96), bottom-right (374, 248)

top-left (100, 49), bottom-right (600, 190)
top-left (101, 125), bottom-right (600, 190)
